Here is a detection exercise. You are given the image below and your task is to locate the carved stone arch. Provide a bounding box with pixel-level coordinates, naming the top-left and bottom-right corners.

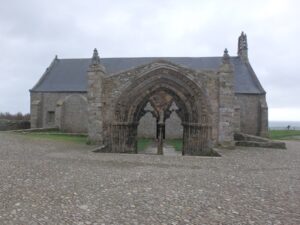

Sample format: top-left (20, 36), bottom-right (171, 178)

top-left (118, 62), bottom-right (210, 105)
top-left (110, 65), bottom-right (213, 155)
top-left (131, 85), bottom-right (190, 123)
top-left (115, 64), bottom-right (212, 123)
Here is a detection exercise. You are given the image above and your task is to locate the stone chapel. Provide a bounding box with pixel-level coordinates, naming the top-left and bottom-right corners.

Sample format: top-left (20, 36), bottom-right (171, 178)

top-left (30, 32), bottom-right (268, 155)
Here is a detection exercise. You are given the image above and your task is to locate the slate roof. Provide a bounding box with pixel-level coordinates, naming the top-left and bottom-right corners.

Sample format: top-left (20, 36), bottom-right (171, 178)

top-left (31, 57), bottom-right (265, 94)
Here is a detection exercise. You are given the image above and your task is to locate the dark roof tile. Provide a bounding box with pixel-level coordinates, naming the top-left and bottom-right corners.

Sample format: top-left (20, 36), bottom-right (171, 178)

top-left (31, 57), bottom-right (265, 94)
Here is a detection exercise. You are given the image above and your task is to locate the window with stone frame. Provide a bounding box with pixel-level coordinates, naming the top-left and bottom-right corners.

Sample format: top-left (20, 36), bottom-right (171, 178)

top-left (47, 111), bottom-right (55, 124)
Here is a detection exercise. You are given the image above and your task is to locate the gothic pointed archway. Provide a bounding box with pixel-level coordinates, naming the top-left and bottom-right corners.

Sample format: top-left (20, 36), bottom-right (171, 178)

top-left (110, 64), bottom-right (213, 155)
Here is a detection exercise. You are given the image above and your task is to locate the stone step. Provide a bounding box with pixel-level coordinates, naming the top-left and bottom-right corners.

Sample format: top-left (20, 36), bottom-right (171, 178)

top-left (234, 132), bottom-right (270, 142)
top-left (235, 141), bottom-right (286, 149)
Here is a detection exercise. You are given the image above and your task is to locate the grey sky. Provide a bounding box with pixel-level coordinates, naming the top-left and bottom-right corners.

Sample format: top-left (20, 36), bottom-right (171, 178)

top-left (0, 0), bottom-right (299, 120)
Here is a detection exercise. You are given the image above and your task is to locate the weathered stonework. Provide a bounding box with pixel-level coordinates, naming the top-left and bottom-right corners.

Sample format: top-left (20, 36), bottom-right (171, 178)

top-left (217, 49), bottom-right (235, 148)
top-left (30, 92), bottom-right (88, 131)
top-left (86, 49), bottom-right (106, 144)
top-left (30, 32), bottom-right (269, 155)
top-left (235, 94), bottom-right (267, 136)
top-left (100, 62), bottom-right (217, 155)
top-left (60, 95), bottom-right (88, 133)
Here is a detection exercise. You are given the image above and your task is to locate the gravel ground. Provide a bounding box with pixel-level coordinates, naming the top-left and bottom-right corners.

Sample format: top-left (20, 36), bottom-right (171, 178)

top-left (0, 132), bottom-right (299, 225)
top-left (142, 141), bottom-right (181, 156)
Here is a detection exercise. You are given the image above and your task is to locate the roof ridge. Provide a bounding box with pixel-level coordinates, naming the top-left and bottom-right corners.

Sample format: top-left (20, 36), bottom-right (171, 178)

top-left (56, 56), bottom-right (240, 60)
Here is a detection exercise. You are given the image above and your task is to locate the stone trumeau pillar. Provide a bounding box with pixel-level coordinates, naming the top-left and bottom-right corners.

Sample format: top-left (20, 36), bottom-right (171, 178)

top-left (87, 48), bottom-right (106, 144)
top-left (218, 49), bottom-right (235, 148)
top-left (237, 31), bottom-right (248, 63)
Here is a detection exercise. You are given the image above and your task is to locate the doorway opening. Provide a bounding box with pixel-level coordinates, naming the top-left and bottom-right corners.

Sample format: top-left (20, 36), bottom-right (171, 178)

top-left (136, 91), bottom-right (183, 155)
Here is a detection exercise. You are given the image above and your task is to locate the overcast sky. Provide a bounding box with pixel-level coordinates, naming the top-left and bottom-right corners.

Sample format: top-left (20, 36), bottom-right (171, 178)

top-left (0, 0), bottom-right (299, 121)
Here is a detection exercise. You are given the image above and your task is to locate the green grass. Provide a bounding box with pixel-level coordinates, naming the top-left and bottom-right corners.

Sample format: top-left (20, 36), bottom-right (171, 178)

top-left (269, 130), bottom-right (300, 140)
top-left (20, 132), bottom-right (88, 144)
top-left (137, 138), bottom-right (152, 151)
top-left (166, 139), bottom-right (183, 151)
top-left (18, 130), bottom-right (300, 149)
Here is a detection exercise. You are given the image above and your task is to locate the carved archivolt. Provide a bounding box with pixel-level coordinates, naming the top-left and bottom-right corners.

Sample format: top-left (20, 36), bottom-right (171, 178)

top-left (110, 64), bottom-right (213, 154)
top-left (114, 66), bottom-right (212, 125)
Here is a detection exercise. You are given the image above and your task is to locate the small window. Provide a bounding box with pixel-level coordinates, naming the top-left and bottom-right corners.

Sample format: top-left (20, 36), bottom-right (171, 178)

top-left (47, 111), bottom-right (55, 124)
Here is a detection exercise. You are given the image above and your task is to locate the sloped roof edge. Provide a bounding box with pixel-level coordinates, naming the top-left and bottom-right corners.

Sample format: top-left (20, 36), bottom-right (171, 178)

top-left (30, 56), bottom-right (265, 94)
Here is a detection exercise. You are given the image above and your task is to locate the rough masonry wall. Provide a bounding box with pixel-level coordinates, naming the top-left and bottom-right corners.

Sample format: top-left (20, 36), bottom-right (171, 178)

top-left (60, 95), bottom-right (88, 133)
top-left (30, 92), bottom-right (43, 128)
top-left (235, 94), bottom-right (266, 136)
top-left (41, 93), bottom-right (70, 128)
top-left (31, 92), bottom-right (68, 128)
top-left (233, 97), bottom-right (241, 133)
top-left (30, 92), bottom-right (88, 132)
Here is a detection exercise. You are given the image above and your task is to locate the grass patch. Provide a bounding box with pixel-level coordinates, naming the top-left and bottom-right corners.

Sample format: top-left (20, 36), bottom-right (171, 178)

top-left (166, 139), bottom-right (182, 151)
top-left (269, 130), bottom-right (300, 140)
top-left (20, 132), bottom-right (87, 144)
top-left (137, 138), bottom-right (152, 152)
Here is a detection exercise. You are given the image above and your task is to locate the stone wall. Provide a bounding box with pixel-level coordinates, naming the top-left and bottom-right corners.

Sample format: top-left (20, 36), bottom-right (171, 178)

top-left (31, 91), bottom-right (267, 139)
top-left (30, 92), bottom-right (42, 128)
top-left (30, 92), bottom-right (88, 133)
top-left (233, 100), bottom-right (241, 133)
top-left (235, 93), bottom-right (267, 136)
top-left (60, 95), bottom-right (88, 133)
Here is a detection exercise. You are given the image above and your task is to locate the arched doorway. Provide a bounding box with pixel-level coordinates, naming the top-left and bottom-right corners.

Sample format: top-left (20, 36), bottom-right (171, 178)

top-left (111, 66), bottom-right (212, 156)
top-left (137, 90), bottom-right (183, 155)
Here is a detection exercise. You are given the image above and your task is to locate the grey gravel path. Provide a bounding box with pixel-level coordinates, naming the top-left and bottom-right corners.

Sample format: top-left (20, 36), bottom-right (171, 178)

top-left (0, 132), bottom-right (299, 225)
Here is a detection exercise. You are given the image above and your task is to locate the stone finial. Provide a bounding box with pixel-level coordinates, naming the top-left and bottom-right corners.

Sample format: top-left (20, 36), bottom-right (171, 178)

top-left (238, 31), bottom-right (248, 61)
top-left (55, 55), bottom-right (58, 60)
top-left (222, 48), bottom-right (230, 64)
top-left (238, 32), bottom-right (248, 51)
top-left (92, 48), bottom-right (100, 65)
top-left (88, 48), bottom-right (106, 73)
